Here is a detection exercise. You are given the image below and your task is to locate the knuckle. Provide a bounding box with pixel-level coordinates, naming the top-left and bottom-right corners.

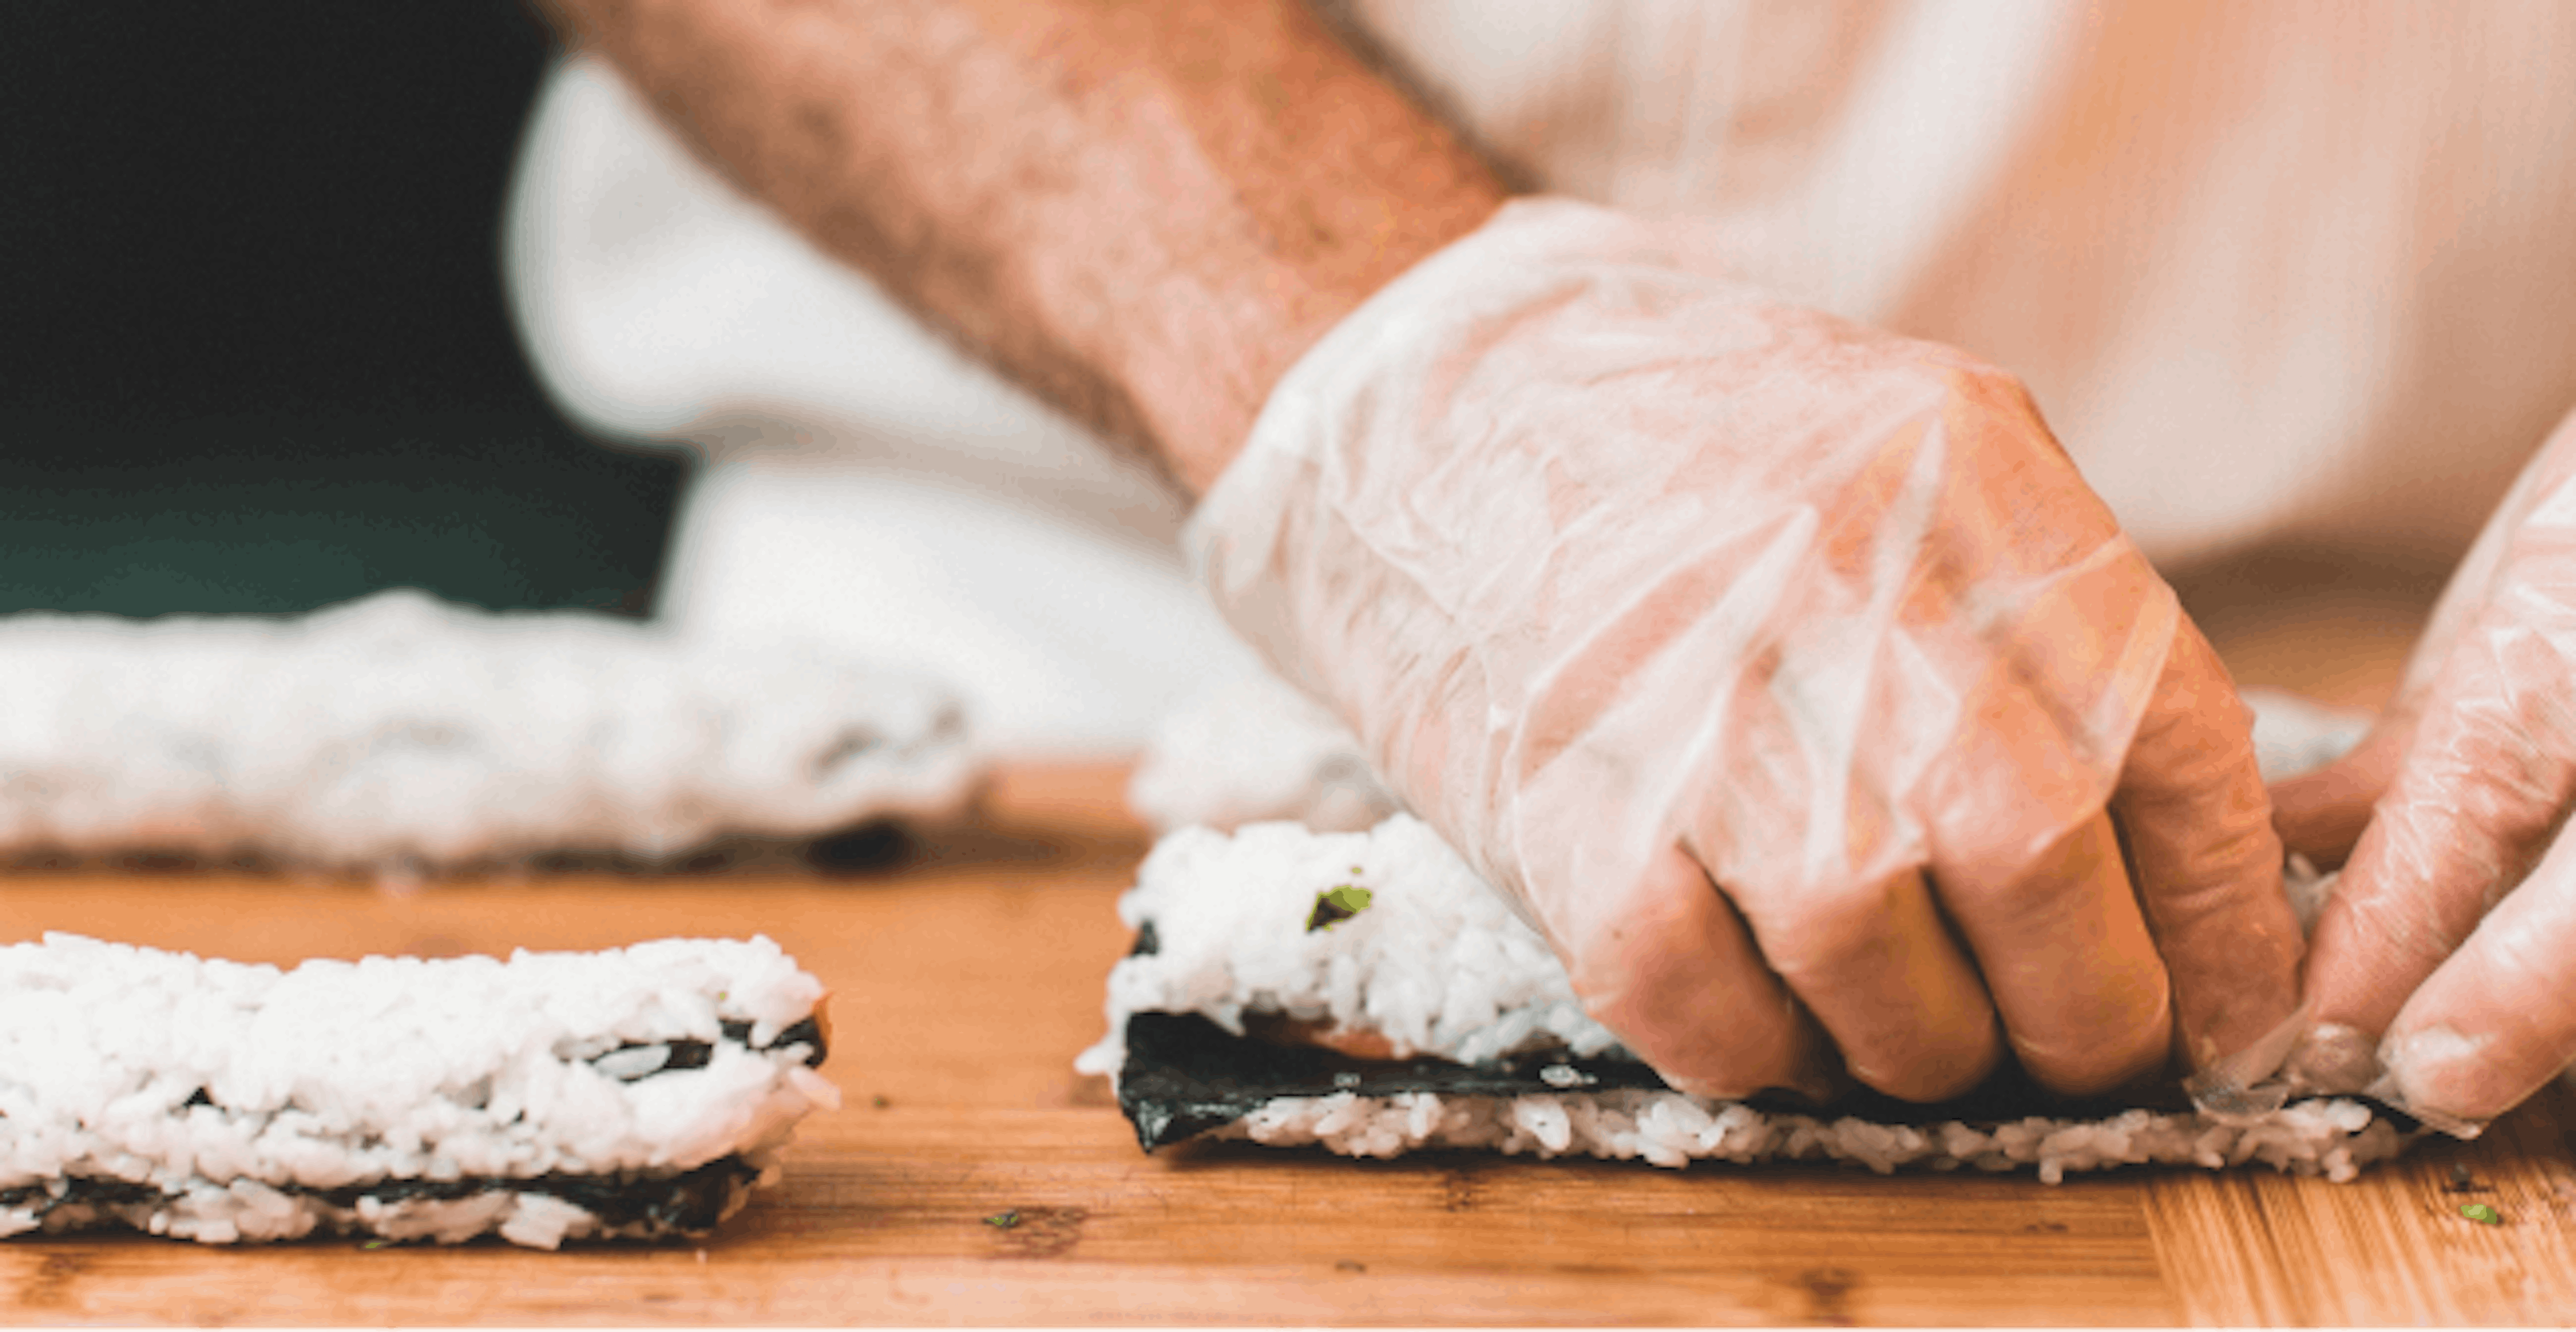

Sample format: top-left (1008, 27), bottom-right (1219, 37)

top-left (2132, 817), bottom-right (2285, 935)
top-left (1735, 877), bottom-right (1907, 987)
top-left (1960, 848), bottom-right (2097, 928)
top-left (2127, 710), bottom-right (2260, 804)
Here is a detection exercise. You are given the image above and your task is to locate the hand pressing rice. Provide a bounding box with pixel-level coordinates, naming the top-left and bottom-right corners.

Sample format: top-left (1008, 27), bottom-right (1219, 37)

top-left (0, 933), bottom-right (837, 1246)
top-left (1077, 816), bottom-right (2416, 1184)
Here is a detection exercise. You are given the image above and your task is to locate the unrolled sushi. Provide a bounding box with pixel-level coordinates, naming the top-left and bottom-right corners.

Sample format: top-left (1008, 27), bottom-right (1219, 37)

top-left (1078, 816), bottom-right (2416, 1183)
top-left (0, 933), bottom-right (837, 1246)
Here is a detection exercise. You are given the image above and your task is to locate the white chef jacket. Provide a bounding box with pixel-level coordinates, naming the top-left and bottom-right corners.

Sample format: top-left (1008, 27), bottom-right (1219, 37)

top-left (503, 1), bottom-right (2576, 750)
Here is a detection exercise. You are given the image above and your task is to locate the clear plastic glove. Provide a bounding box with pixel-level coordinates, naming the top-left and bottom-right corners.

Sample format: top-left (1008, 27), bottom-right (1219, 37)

top-left (2273, 404), bottom-right (2576, 1135)
top-left (1187, 199), bottom-right (2303, 1104)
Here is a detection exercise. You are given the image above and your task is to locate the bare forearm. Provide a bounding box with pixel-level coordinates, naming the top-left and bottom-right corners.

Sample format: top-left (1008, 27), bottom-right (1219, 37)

top-left (538, 0), bottom-right (1505, 493)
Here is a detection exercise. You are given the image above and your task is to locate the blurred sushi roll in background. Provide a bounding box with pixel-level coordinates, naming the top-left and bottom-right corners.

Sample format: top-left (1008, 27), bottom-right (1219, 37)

top-left (0, 588), bottom-right (982, 875)
top-left (1126, 670), bottom-right (1398, 835)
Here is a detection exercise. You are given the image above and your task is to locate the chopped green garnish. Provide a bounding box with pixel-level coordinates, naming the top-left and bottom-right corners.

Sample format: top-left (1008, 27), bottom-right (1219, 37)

top-left (984, 1210), bottom-right (1021, 1229)
top-left (1306, 884), bottom-right (1374, 932)
top-left (2461, 1202), bottom-right (2503, 1225)
top-left (362, 1239), bottom-right (391, 1250)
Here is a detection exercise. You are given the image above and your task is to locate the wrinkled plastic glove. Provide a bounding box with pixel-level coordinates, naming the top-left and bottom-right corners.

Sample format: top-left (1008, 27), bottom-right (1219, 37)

top-left (2273, 404), bottom-right (2576, 1135)
top-left (1187, 199), bottom-right (2304, 1105)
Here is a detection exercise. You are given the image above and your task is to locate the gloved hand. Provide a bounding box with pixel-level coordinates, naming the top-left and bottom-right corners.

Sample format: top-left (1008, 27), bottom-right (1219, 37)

top-left (2273, 404), bottom-right (2576, 1135)
top-left (1187, 199), bottom-right (2304, 1104)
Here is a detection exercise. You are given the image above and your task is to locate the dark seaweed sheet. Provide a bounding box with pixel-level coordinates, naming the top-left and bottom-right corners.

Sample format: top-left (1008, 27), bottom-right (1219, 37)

top-left (1110, 928), bottom-right (2409, 1154)
top-left (594, 1016), bottom-right (828, 1081)
top-left (1113, 1011), bottom-right (2214, 1152)
top-left (0, 1155), bottom-right (763, 1239)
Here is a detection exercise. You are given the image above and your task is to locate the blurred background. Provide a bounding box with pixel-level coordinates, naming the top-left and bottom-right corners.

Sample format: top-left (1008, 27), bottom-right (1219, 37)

top-left (6, 1), bottom-right (1255, 756)
top-left (5, 1), bottom-right (681, 619)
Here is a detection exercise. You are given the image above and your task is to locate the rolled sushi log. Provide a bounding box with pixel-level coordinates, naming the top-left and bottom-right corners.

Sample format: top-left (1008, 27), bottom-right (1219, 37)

top-left (1078, 816), bottom-right (2414, 1184)
top-left (0, 933), bottom-right (837, 1247)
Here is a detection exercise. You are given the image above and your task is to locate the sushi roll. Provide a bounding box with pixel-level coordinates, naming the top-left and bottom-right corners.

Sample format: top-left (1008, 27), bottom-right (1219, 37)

top-left (1077, 816), bottom-right (2417, 1184)
top-left (0, 933), bottom-right (838, 1247)
top-left (1128, 670), bottom-right (1399, 835)
top-left (0, 588), bottom-right (981, 872)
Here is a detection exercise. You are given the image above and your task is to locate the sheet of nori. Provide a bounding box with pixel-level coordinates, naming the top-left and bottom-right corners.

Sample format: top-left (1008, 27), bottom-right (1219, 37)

top-left (1110, 927), bottom-right (2406, 1153)
top-left (0, 1154), bottom-right (763, 1239)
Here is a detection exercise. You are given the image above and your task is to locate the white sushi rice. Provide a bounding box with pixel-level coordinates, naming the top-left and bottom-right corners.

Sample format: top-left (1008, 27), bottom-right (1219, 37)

top-left (0, 589), bottom-right (981, 870)
top-left (1212, 1089), bottom-right (2404, 1186)
top-left (0, 933), bottom-right (839, 1246)
top-left (1079, 816), bottom-right (2413, 1183)
top-left (1083, 817), bottom-right (1617, 1066)
top-left (2243, 686), bottom-right (2375, 786)
top-left (1126, 670), bottom-right (1398, 834)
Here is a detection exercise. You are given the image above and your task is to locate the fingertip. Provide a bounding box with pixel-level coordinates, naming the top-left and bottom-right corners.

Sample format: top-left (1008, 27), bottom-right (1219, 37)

top-left (2146, 857), bottom-right (2305, 1087)
top-left (1943, 815), bottom-right (2175, 1098)
top-left (2160, 889), bottom-right (2305, 1086)
top-left (2281, 1021), bottom-right (2380, 1096)
top-left (2351, 843), bottom-right (2576, 1133)
top-left (1739, 868), bottom-right (2005, 1105)
top-left (2113, 628), bottom-right (2306, 1084)
top-left (1572, 846), bottom-right (1831, 1102)
top-left (2175, 998), bottom-right (2304, 1119)
top-left (2371, 1024), bottom-right (2505, 1138)
top-left (1663, 1055), bottom-right (1843, 1107)
top-left (1838, 1007), bottom-right (2001, 1105)
top-left (1850, 1039), bottom-right (1999, 1106)
top-left (2010, 983), bottom-right (2172, 1100)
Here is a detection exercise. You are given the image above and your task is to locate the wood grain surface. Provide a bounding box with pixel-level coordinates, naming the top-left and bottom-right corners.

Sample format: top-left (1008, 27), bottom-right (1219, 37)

top-left (5, 578), bottom-right (2573, 1325)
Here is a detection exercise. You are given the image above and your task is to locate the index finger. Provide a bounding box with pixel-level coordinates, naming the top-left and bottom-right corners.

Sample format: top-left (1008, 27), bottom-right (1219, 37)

top-left (2295, 612), bottom-right (2576, 1091)
top-left (2369, 819), bottom-right (2576, 1134)
top-left (2110, 618), bottom-right (2306, 1085)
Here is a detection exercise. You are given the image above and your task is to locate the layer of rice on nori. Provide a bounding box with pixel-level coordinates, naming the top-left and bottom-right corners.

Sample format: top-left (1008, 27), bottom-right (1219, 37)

top-left (0, 933), bottom-right (839, 1246)
top-left (1077, 817), bottom-right (2417, 1183)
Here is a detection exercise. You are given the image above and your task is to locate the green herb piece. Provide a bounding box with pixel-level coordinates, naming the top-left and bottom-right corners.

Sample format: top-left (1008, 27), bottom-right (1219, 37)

top-left (2461, 1202), bottom-right (2503, 1226)
top-left (1306, 884), bottom-right (1374, 932)
top-left (984, 1210), bottom-right (1022, 1229)
top-left (362, 1239), bottom-right (391, 1250)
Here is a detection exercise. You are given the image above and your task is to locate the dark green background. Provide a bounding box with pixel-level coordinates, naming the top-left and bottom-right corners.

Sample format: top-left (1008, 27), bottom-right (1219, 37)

top-left (5, 2), bottom-right (683, 618)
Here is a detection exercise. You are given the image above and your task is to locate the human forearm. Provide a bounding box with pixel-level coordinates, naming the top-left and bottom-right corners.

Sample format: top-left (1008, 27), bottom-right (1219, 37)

top-left (537, 0), bottom-right (1506, 493)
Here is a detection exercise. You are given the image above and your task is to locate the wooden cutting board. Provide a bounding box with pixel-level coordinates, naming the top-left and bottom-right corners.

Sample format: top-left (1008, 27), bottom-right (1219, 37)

top-left (3, 761), bottom-right (2575, 1326)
